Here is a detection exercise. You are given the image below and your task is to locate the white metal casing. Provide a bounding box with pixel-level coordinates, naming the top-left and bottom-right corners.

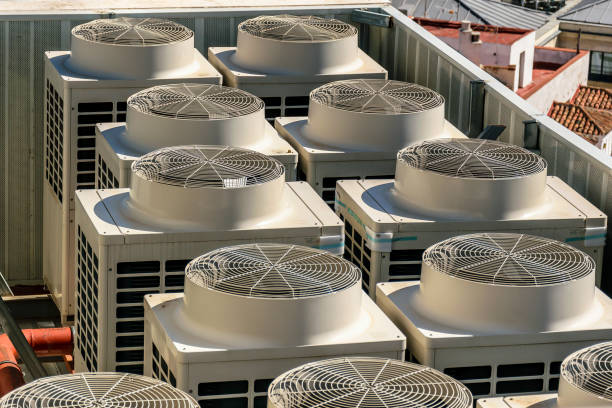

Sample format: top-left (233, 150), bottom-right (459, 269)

top-left (477, 342), bottom-right (612, 407)
top-left (375, 269), bottom-right (612, 400)
top-left (334, 140), bottom-right (607, 296)
top-left (43, 27), bottom-right (222, 323)
top-left (96, 84), bottom-right (297, 188)
top-left (73, 180), bottom-right (345, 375)
top-left (208, 16), bottom-right (387, 121)
top-left (144, 291), bottom-right (405, 408)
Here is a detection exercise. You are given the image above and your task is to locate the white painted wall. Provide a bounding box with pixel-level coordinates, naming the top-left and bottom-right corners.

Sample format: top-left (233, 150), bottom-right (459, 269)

top-left (509, 31), bottom-right (535, 87)
top-left (526, 52), bottom-right (589, 113)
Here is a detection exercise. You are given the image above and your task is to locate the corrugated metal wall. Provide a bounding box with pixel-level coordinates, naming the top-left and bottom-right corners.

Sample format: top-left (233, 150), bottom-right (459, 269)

top-left (0, 8), bottom-right (355, 284)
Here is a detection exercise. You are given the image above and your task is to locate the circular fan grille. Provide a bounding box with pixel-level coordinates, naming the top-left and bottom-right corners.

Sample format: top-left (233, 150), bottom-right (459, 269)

top-left (561, 342), bottom-right (612, 401)
top-left (311, 80), bottom-right (444, 114)
top-left (238, 15), bottom-right (357, 42)
top-left (186, 244), bottom-right (361, 298)
top-left (128, 84), bottom-right (264, 120)
top-left (399, 139), bottom-right (547, 179)
top-left (0, 372), bottom-right (198, 408)
top-left (423, 233), bottom-right (594, 286)
top-left (132, 146), bottom-right (284, 188)
top-left (72, 18), bottom-right (193, 45)
top-left (268, 357), bottom-right (473, 408)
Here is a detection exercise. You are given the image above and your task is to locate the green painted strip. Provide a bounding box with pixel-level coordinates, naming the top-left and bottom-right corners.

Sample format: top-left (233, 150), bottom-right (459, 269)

top-left (565, 233), bottom-right (607, 243)
top-left (318, 242), bottom-right (345, 250)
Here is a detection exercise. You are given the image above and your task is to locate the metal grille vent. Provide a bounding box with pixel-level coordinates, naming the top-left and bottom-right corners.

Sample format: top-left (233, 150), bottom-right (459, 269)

top-left (238, 15), bottom-right (357, 42)
top-left (311, 80), bottom-right (444, 114)
top-left (0, 372), bottom-right (199, 408)
top-left (131, 145), bottom-right (284, 188)
top-left (423, 233), bottom-right (594, 286)
top-left (268, 357), bottom-right (473, 408)
top-left (72, 18), bottom-right (193, 45)
top-left (399, 139), bottom-right (547, 179)
top-left (186, 244), bottom-right (361, 298)
top-left (562, 342), bottom-right (612, 401)
top-left (128, 84), bottom-right (264, 120)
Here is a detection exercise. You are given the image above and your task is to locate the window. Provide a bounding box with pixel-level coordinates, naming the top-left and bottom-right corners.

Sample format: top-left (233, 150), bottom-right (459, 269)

top-left (589, 51), bottom-right (612, 82)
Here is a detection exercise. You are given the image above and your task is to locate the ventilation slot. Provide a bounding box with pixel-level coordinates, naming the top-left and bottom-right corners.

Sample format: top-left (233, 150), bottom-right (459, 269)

top-left (76, 225), bottom-right (99, 372)
top-left (196, 379), bottom-right (271, 408)
top-left (343, 220), bottom-right (372, 294)
top-left (151, 342), bottom-right (177, 386)
top-left (97, 154), bottom-right (119, 189)
top-left (264, 96), bottom-right (310, 123)
top-left (76, 101), bottom-right (126, 190)
top-left (45, 79), bottom-right (64, 203)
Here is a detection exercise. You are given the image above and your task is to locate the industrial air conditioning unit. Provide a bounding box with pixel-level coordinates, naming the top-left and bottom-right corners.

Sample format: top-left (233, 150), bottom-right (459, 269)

top-left (44, 17), bottom-right (222, 323)
top-left (334, 138), bottom-right (607, 297)
top-left (74, 145), bottom-right (344, 375)
top-left (208, 15), bottom-right (387, 121)
top-left (144, 244), bottom-right (406, 408)
top-left (376, 233), bottom-right (612, 400)
top-left (275, 79), bottom-right (466, 206)
top-left (96, 83), bottom-right (298, 189)
top-left (0, 372), bottom-right (199, 408)
top-left (477, 341), bottom-right (612, 407)
top-left (267, 357), bottom-right (474, 408)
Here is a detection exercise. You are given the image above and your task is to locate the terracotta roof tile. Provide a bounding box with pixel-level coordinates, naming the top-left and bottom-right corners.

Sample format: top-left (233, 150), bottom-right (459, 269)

top-left (548, 102), bottom-right (605, 136)
top-left (571, 85), bottom-right (612, 110)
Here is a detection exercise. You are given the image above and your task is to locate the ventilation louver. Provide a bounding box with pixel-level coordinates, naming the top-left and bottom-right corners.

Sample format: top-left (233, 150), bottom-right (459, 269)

top-left (68, 18), bottom-right (196, 79)
top-left (268, 357), bottom-right (473, 408)
top-left (129, 84), bottom-right (263, 119)
top-left (123, 84), bottom-right (268, 152)
top-left (233, 15), bottom-right (361, 75)
top-left (417, 233), bottom-right (596, 333)
top-left (0, 372), bottom-right (199, 408)
top-left (132, 145), bottom-right (284, 188)
top-left (72, 18), bottom-right (193, 45)
top-left (238, 15), bottom-right (357, 42)
top-left (559, 341), bottom-right (612, 406)
top-left (186, 243), bottom-right (360, 298)
top-left (129, 146), bottom-right (286, 227)
top-left (306, 79), bottom-right (447, 151)
top-left (423, 233), bottom-right (594, 286)
top-left (394, 139), bottom-right (548, 220)
top-left (182, 244), bottom-right (363, 346)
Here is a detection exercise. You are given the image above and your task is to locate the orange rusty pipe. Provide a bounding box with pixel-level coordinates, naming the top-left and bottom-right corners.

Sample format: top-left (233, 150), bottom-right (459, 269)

top-left (0, 344), bottom-right (25, 397)
top-left (0, 327), bottom-right (73, 396)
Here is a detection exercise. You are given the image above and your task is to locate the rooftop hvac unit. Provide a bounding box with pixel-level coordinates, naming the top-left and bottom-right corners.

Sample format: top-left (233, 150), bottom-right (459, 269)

top-left (375, 233), bottom-right (612, 400)
top-left (74, 145), bottom-right (344, 376)
top-left (267, 356), bottom-right (474, 408)
top-left (0, 372), bottom-right (199, 408)
top-left (96, 83), bottom-right (298, 189)
top-left (477, 341), bottom-right (612, 408)
top-left (144, 244), bottom-right (406, 408)
top-left (208, 15), bottom-right (387, 121)
top-left (334, 139), bottom-right (607, 297)
top-left (44, 17), bottom-right (222, 324)
top-left (275, 79), bottom-right (467, 206)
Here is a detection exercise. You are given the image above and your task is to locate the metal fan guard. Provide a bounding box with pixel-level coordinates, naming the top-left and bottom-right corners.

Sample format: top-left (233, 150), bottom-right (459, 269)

top-left (310, 79), bottom-right (445, 114)
top-left (399, 139), bottom-right (547, 179)
top-left (238, 15), bottom-right (357, 42)
top-left (561, 342), bottom-right (612, 401)
top-left (423, 233), bottom-right (594, 286)
top-left (268, 357), bottom-right (473, 408)
top-left (131, 145), bottom-right (285, 188)
top-left (72, 17), bottom-right (193, 45)
top-left (128, 84), bottom-right (264, 120)
top-left (0, 372), bottom-right (199, 408)
top-left (186, 244), bottom-right (361, 298)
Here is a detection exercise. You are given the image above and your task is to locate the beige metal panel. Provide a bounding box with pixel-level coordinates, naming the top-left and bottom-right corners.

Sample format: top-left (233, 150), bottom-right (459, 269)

top-left (477, 395), bottom-right (557, 408)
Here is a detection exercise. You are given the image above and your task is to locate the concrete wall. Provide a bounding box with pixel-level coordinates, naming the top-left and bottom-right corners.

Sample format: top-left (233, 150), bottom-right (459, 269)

top-left (509, 31), bottom-right (535, 87)
top-left (558, 22), bottom-right (612, 53)
top-left (526, 52), bottom-right (589, 113)
top-left (534, 46), bottom-right (578, 65)
top-left (484, 65), bottom-right (518, 90)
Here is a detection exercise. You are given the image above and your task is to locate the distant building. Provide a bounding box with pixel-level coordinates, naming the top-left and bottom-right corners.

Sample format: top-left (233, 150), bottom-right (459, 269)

top-left (557, 0), bottom-right (612, 88)
top-left (549, 85), bottom-right (612, 153)
top-left (415, 18), bottom-right (589, 113)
